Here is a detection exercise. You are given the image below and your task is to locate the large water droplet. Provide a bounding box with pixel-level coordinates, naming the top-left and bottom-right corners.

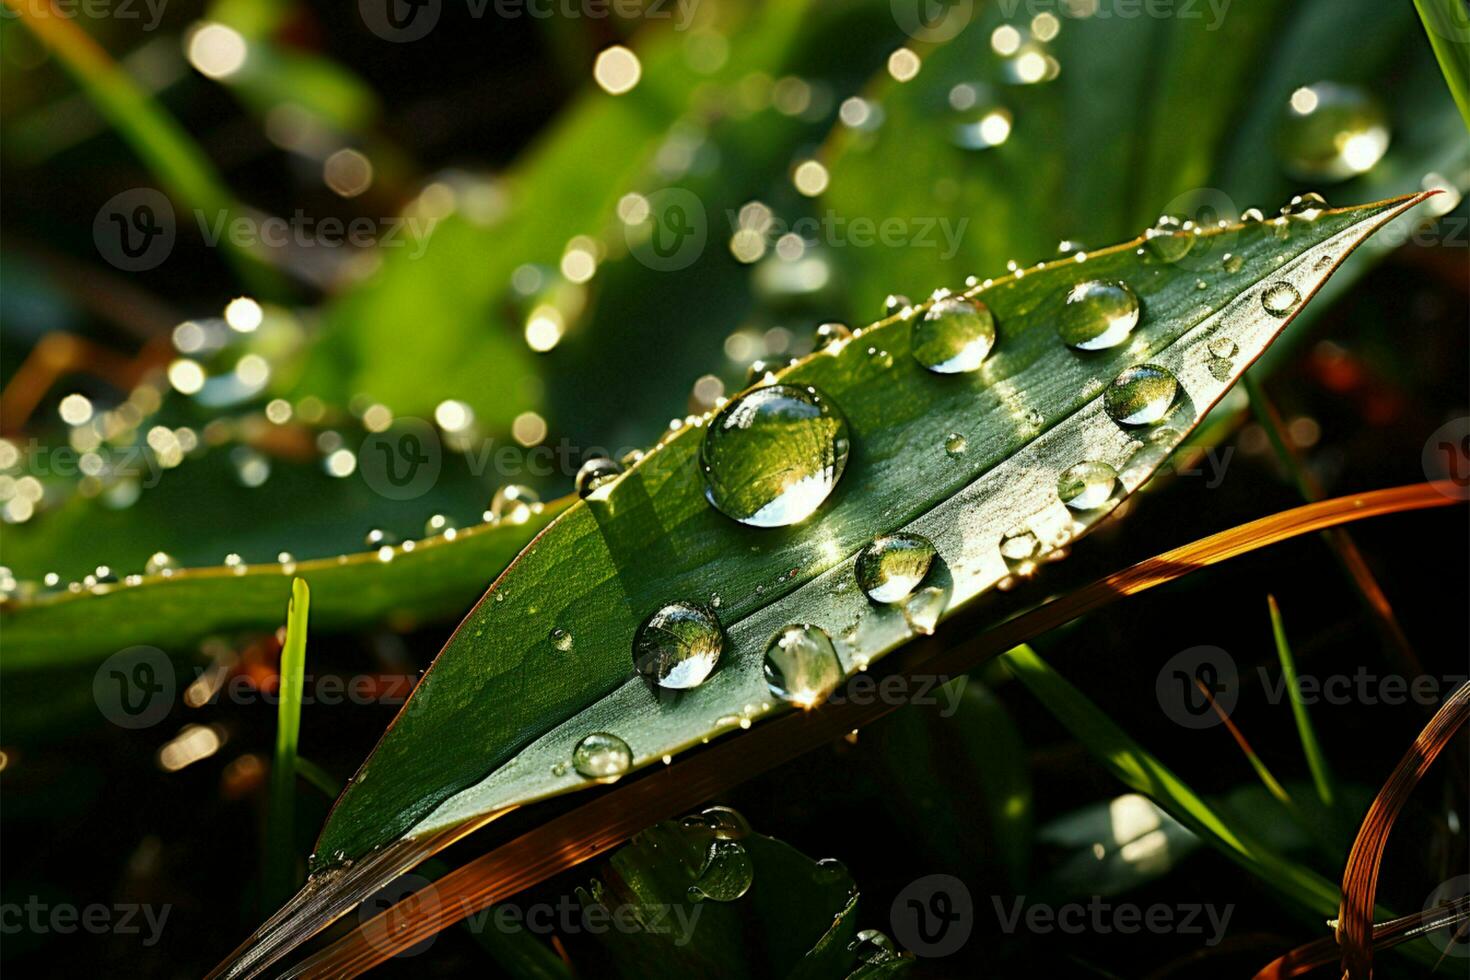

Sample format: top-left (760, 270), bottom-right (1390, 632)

top-left (1058, 460), bottom-right (1119, 511)
top-left (572, 732), bottom-right (631, 781)
top-left (1281, 192), bottom-right (1327, 219)
top-left (1104, 364), bottom-right (1179, 426)
top-left (911, 297), bottom-right (996, 373)
top-left (686, 839), bottom-right (754, 903)
top-left (944, 432), bottom-right (968, 457)
top-left (1207, 336), bottom-right (1238, 359)
top-left (1145, 215), bottom-right (1195, 262)
top-left (1280, 82), bottom-right (1390, 180)
top-left (903, 586), bottom-right (946, 635)
top-left (701, 385), bottom-right (850, 528)
top-left (855, 533), bottom-right (936, 604)
top-left (999, 526), bottom-right (1039, 567)
top-left (575, 457), bottom-right (624, 498)
top-left (1057, 280), bottom-right (1140, 351)
top-left (633, 601), bottom-right (723, 689)
top-left (490, 485), bottom-right (540, 524)
top-left (1261, 282), bottom-right (1301, 316)
top-left (764, 624), bottom-right (843, 708)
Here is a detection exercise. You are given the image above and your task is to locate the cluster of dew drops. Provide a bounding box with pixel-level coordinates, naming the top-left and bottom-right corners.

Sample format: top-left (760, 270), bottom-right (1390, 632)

top-left (555, 189), bottom-right (1357, 788)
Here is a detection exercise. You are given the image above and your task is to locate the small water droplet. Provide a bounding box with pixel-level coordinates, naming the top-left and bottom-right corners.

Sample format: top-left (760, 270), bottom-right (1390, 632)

top-left (1207, 358), bottom-right (1234, 382)
top-left (745, 359), bottom-right (777, 385)
top-left (145, 552), bottom-right (179, 576)
top-left (1207, 336), bottom-right (1238, 359)
top-left (1057, 280), bottom-right (1140, 351)
top-left (813, 322), bottom-right (851, 350)
top-left (490, 485), bottom-right (540, 524)
top-left (999, 526), bottom-right (1039, 567)
top-left (764, 624), bottom-right (843, 708)
top-left (848, 929), bottom-right (900, 965)
top-left (1261, 281), bottom-right (1301, 316)
top-left (883, 294), bottom-right (912, 317)
top-left (424, 513), bottom-right (456, 536)
top-left (944, 432), bottom-right (968, 457)
top-left (1281, 192), bottom-right (1328, 219)
top-left (1145, 215), bottom-right (1195, 262)
top-left (365, 528), bottom-right (398, 548)
top-left (1280, 82), bottom-right (1389, 180)
top-left (1222, 252), bottom-right (1245, 274)
top-left (1058, 460), bottom-right (1120, 511)
top-left (903, 586), bottom-right (946, 635)
top-left (855, 533), bottom-right (936, 604)
top-left (572, 732), bottom-right (631, 781)
top-left (549, 627), bottom-right (574, 652)
top-left (575, 457), bottom-right (624, 498)
top-left (1241, 207), bottom-right (1266, 223)
top-left (633, 601), bottom-right (723, 689)
top-left (1104, 364), bottom-right (1179, 426)
top-left (701, 384), bottom-right (850, 528)
top-left (911, 296), bottom-right (996, 373)
top-left (551, 761), bottom-right (567, 777)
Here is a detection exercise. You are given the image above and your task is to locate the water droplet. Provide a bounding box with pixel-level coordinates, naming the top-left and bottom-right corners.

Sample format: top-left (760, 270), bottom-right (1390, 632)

top-left (92, 565), bottom-right (118, 585)
top-left (572, 732), bottom-right (631, 781)
top-left (911, 296), bottom-right (996, 373)
top-left (490, 485), bottom-right (540, 524)
top-left (633, 601), bottom-right (723, 689)
top-left (1281, 82), bottom-right (1389, 180)
top-left (764, 624), bottom-right (843, 708)
top-left (1261, 281), bottom-right (1301, 316)
top-left (1222, 252), bottom-right (1244, 274)
top-left (944, 432), bottom-right (968, 457)
top-left (549, 627), bottom-right (573, 652)
top-left (365, 528), bottom-right (398, 548)
top-left (1057, 280), bottom-right (1140, 351)
top-left (883, 294), bottom-right (911, 317)
top-left (1058, 460), bottom-right (1119, 511)
top-left (575, 457), bottom-right (624, 498)
top-left (849, 929), bottom-right (900, 965)
top-left (1241, 207), bottom-right (1266, 223)
top-left (903, 586), bottom-right (945, 635)
top-left (1145, 215), bottom-right (1195, 262)
top-left (745, 359), bottom-right (777, 385)
top-left (813, 322), bottom-right (851, 350)
top-left (1207, 336), bottom-right (1238, 359)
top-left (1104, 364), bottom-right (1179, 426)
top-left (551, 761), bottom-right (567, 777)
top-left (855, 533), bottom-right (935, 604)
top-left (1207, 358), bottom-right (1234, 382)
top-left (424, 513), bottom-right (456, 536)
top-left (686, 839), bottom-right (754, 903)
top-left (1281, 192), bottom-right (1327, 219)
top-left (701, 384), bottom-right (850, 528)
top-left (145, 552), bottom-right (179, 576)
top-left (999, 526), bottom-right (1039, 566)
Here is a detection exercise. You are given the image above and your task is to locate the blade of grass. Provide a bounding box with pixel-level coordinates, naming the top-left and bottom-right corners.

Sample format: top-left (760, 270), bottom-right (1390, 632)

top-left (1413, 0), bottom-right (1470, 130)
top-left (1268, 595), bottom-right (1337, 808)
top-left (1253, 896), bottom-right (1470, 978)
top-left (1192, 676), bottom-right (1298, 814)
top-left (295, 758), bottom-right (341, 801)
top-left (1243, 372), bottom-right (1424, 678)
top-left (265, 578), bottom-right (311, 910)
top-left (2, 0), bottom-right (278, 294)
top-left (253, 485), bottom-right (1457, 978)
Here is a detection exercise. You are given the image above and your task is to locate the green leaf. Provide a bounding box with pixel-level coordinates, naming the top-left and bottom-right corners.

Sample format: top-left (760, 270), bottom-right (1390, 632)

top-left (1267, 595), bottom-right (1338, 809)
top-left (265, 577), bottom-right (310, 909)
top-left (1413, 0), bottom-right (1470, 130)
top-left (309, 194), bottom-right (1430, 867)
top-left (0, 500), bottom-right (565, 669)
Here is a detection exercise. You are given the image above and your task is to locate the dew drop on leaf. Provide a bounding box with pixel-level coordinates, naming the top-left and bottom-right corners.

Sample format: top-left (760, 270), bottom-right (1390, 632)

top-left (813, 321), bottom-right (851, 351)
top-left (633, 601), bottom-right (723, 689)
top-left (1104, 364), bottom-right (1179, 426)
top-left (1208, 336), bottom-right (1238, 359)
top-left (999, 526), bottom-right (1040, 567)
top-left (944, 432), bottom-right (968, 457)
top-left (911, 296), bottom-right (996, 374)
top-left (572, 732), bottom-right (631, 781)
top-left (1221, 252), bottom-right (1245, 274)
top-left (1057, 280), bottom-right (1140, 351)
top-left (883, 294), bottom-right (911, 317)
top-left (1058, 460), bottom-right (1120, 511)
top-left (490, 484), bottom-right (540, 524)
top-left (549, 627), bottom-right (573, 652)
top-left (1261, 282), bottom-right (1302, 316)
top-left (686, 839), bottom-right (754, 903)
top-left (1145, 215), bottom-right (1195, 262)
top-left (575, 456), bottom-right (624, 498)
top-left (700, 384), bottom-right (850, 528)
top-left (764, 624), bottom-right (843, 707)
top-left (855, 533), bottom-right (936, 604)
top-left (1281, 192), bottom-right (1328, 219)
top-left (903, 586), bottom-right (946, 635)
top-left (145, 552), bottom-right (178, 576)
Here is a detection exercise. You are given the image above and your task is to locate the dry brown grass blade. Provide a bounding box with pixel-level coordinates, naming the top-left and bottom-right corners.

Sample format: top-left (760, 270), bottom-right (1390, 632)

top-left (1337, 681), bottom-right (1470, 978)
top-left (270, 482), bottom-right (1457, 978)
top-left (1252, 896), bottom-right (1470, 978)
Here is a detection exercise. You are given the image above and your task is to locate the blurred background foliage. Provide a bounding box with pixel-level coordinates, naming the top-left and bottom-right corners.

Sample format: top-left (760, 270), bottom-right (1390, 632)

top-left (0, 0), bottom-right (1466, 975)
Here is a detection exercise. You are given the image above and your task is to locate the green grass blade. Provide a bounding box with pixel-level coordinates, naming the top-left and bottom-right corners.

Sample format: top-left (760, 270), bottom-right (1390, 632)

top-left (998, 644), bottom-right (1341, 917)
top-left (1413, 0), bottom-right (1470, 130)
top-left (294, 757), bottom-right (343, 801)
top-left (1268, 595), bottom-right (1337, 808)
top-left (265, 578), bottom-right (310, 909)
